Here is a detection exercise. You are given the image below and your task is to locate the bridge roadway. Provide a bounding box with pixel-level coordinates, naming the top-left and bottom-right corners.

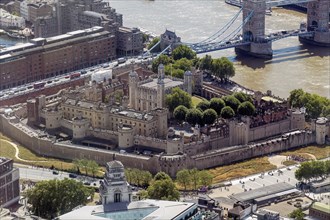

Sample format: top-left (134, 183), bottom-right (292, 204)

top-left (189, 29), bottom-right (313, 54)
top-left (225, 0), bottom-right (314, 8)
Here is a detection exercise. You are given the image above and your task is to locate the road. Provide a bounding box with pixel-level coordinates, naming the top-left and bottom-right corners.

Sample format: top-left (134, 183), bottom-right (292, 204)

top-left (16, 164), bottom-right (101, 187)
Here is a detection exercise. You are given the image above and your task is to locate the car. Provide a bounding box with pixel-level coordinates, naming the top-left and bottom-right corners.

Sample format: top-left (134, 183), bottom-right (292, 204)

top-left (69, 173), bottom-right (77, 178)
top-left (84, 182), bottom-right (91, 186)
top-left (47, 80), bottom-right (53, 84)
top-left (102, 64), bottom-right (109, 68)
top-left (268, 172), bottom-right (274, 176)
top-left (52, 170), bottom-right (59, 175)
top-left (287, 167), bottom-right (291, 170)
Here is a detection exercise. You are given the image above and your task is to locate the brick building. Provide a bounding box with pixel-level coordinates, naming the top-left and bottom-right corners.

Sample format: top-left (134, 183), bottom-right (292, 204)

top-left (0, 26), bottom-right (116, 90)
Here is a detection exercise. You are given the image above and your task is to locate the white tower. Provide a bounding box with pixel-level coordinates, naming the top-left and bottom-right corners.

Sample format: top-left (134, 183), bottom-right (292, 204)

top-left (128, 65), bottom-right (138, 109)
top-left (100, 160), bottom-right (132, 205)
top-left (316, 117), bottom-right (328, 145)
top-left (157, 64), bottom-right (165, 108)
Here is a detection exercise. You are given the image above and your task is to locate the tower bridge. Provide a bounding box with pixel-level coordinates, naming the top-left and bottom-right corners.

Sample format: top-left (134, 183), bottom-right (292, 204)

top-left (151, 0), bottom-right (329, 59)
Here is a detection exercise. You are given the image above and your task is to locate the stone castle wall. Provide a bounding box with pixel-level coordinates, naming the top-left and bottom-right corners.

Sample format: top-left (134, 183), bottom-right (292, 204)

top-left (249, 119), bottom-right (291, 142)
top-left (0, 114), bottom-right (317, 177)
top-left (134, 135), bottom-right (167, 151)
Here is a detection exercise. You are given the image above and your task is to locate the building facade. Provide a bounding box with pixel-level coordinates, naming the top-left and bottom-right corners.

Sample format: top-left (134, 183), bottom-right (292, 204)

top-left (0, 8), bottom-right (25, 28)
top-left (0, 26), bottom-right (116, 90)
top-left (0, 157), bottom-right (20, 208)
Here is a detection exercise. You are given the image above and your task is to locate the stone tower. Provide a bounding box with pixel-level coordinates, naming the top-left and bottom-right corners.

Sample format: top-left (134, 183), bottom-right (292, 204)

top-left (300, 0), bottom-right (330, 46)
top-left (128, 65), bottom-right (138, 109)
top-left (235, 0), bottom-right (272, 58)
top-left (184, 70), bottom-right (193, 95)
top-left (157, 64), bottom-right (165, 108)
top-left (315, 117), bottom-right (328, 145)
top-left (100, 160), bottom-right (132, 205)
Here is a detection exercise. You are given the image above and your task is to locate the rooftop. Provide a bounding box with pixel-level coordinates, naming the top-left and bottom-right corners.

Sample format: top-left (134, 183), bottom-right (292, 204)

top-left (311, 202), bottom-right (330, 214)
top-left (59, 199), bottom-right (196, 220)
top-left (140, 78), bottom-right (183, 90)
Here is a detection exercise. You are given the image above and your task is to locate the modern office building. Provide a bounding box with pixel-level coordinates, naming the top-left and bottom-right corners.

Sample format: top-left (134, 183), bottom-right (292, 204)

top-left (0, 157), bottom-right (20, 208)
top-left (0, 26), bottom-right (116, 90)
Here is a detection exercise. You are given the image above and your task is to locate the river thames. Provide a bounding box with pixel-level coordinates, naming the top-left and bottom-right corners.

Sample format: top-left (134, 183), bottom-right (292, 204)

top-left (109, 0), bottom-right (329, 98)
top-left (1, 0), bottom-right (329, 98)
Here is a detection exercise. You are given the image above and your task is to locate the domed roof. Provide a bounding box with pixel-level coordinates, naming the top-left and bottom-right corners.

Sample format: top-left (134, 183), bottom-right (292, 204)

top-left (107, 160), bottom-right (124, 169)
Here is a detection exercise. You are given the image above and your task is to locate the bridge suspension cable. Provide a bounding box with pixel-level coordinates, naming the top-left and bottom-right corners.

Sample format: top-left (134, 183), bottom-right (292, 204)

top-left (191, 7), bottom-right (243, 46)
top-left (143, 40), bottom-right (161, 56)
top-left (156, 44), bottom-right (172, 58)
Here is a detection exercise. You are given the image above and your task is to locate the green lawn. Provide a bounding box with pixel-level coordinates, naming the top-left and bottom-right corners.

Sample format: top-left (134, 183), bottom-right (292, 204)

top-left (192, 96), bottom-right (204, 108)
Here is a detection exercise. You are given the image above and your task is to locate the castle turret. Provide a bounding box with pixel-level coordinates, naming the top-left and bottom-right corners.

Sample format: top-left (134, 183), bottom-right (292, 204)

top-left (72, 113), bottom-right (90, 142)
top-left (157, 64), bottom-right (165, 108)
top-left (315, 117), bottom-right (328, 145)
top-left (118, 123), bottom-right (135, 149)
top-left (166, 127), bottom-right (184, 154)
top-left (184, 70), bottom-right (193, 95)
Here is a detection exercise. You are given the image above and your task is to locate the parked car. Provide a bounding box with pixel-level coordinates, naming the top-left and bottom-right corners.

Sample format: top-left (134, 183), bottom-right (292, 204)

top-left (69, 173), bottom-right (77, 178)
top-left (52, 170), bottom-right (59, 175)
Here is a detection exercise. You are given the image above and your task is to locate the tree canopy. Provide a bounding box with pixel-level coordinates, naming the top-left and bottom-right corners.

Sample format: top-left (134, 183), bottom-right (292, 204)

top-left (237, 101), bottom-right (256, 116)
top-left (73, 159), bottom-right (99, 176)
top-left (152, 54), bottom-right (173, 72)
top-left (289, 209), bottom-right (304, 220)
top-left (199, 55), bottom-right (213, 71)
top-left (176, 169), bottom-right (213, 191)
top-left (221, 106), bottom-right (235, 119)
top-left (196, 100), bottom-right (211, 112)
top-left (295, 160), bottom-right (329, 182)
top-left (186, 108), bottom-right (203, 125)
top-left (147, 172), bottom-right (179, 201)
top-left (289, 89), bottom-right (330, 119)
top-left (211, 57), bottom-right (235, 82)
top-left (26, 179), bottom-right (94, 219)
top-left (233, 92), bottom-right (253, 103)
top-left (166, 87), bottom-right (192, 112)
top-left (210, 98), bottom-right (226, 116)
top-left (172, 45), bottom-right (196, 60)
top-left (203, 109), bottom-right (218, 125)
top-left (176, 169), bottom-right (191, 191)
top-left (125, 168), bottom-right (153, 187)
top-left (174, 105), bottom-right (189, 122)
top-left (222, 95), bottom-right (241, 113)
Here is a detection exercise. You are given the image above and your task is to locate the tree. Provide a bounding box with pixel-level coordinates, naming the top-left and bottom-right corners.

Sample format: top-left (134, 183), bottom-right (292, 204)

top-left (295, 161), bottom-right (313, 181)
top-left (211, 57), bottom-right (235, 82)
top-left (233, 92), bottom-right (253, 103)
top-left (196, 100), bottom-right (211, 112)
top-left (176, 169), bottom-right (191, 191)
top-left (289, 89), bottom-right (305, 108)
top-left (221, 106), bottom-right (235, 119)
top-left (26, 179), bottom-right (94, 219)
top-left (222, 95), bottom-right (241, 112)
top-left (152, 55), bottom-right (172, 72)
top-left (172, 45), bottom-right (196, 60)
top-left (203, 109), bottom-right (218, 125)
top-left (237, 101), bottom-right (256, 116)
top-left (87, 160), bottom-right (99, 177)
top-left (210, 98), bottom-right (226, 116)
top-left (289, 208), bottom-right (304, 220)
top-left (198, 170), bottom-right (213, 187)
top-left (199, 55), bottom-right (213, 71)
top-left (172, 58), bottom-right (193, 72)
top-left (141, 171), bottom-right (153, 187)
top-left (166, 87), bottom-right (192, 112)
top-left (174, 105), bottom-right (188, 122)
top-left (186, 108), bottom-right (203, 126)
top-left (190, 168), bottom-right (200, 191)
top-left (147, 172), bottom-right (180, 201)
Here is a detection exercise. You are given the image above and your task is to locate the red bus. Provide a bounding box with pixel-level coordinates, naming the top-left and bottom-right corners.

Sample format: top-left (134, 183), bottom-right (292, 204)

top-left (33, 82), bottom-right (46, 89)
top-left (70, 73), bottom-right (81, 80)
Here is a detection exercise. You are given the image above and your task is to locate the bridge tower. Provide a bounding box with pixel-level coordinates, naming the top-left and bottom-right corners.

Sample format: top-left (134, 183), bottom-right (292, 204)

top-left (300, 0), bottom-right (330, 46)
top-left (235, 0), bottom-right (273, 59)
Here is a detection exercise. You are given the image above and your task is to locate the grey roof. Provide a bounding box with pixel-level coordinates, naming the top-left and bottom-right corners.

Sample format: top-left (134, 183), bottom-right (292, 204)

top-left (231, 182), bottom-right (294, 202)
top-left (140, 78), bottom-right (183, 90)
top-left (107, 160), bottom-right (124, 169)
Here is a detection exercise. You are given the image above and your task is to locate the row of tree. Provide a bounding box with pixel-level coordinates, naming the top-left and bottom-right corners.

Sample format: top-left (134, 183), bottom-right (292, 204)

top-left (198, 55), bottom-right (235, 82)
top-left (176, 168), bottom-right (213, 191)
top-left (125, 168), bottom-right (153, 187)
top-left (168, 88), bottom-right (256, 125)
top-left (73, 159), bottom-right (100, 177)
top-left (151, 45), bottom-right (236, 81)
top-left (289, 89), bottom-right (330, 119)
top-left (295, 160), bottom-right (330, 182)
